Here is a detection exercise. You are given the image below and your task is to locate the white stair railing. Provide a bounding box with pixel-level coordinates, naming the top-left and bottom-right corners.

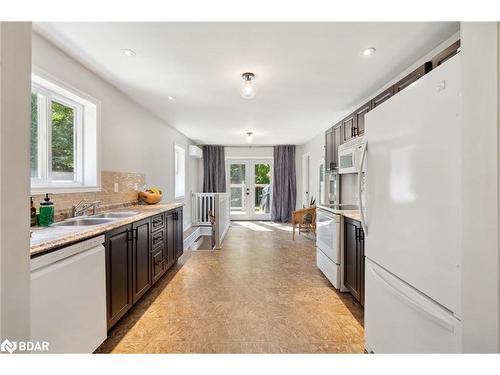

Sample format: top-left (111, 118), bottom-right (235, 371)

top-left (192, 193), bottom-right (216, 225)
top-left (192, 193), bottom-right (230, 249)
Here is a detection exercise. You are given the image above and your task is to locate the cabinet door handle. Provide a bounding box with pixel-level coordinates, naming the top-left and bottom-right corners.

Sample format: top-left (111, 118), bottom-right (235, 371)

top-left (355, 227), bottom-right (359, 241)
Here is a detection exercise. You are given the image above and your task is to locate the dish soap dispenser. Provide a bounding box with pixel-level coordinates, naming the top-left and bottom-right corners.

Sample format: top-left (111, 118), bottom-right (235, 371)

top-left (30, 197), bottom-right (37, 227)
top-left (39, 193), bottom-right (54, 226)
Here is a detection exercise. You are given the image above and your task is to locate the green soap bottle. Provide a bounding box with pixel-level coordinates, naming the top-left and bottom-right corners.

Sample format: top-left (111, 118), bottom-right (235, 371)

top-left (39, 193), bottom-right (54, 226)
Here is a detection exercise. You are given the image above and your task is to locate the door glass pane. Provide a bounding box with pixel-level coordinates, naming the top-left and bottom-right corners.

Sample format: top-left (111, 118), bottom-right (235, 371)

top-left (30, 93), bottom-right (39, 178)
top-left (51, 101), bottom-right (75, 181)
top-left (340, 154), bottom-right (353, 168)
top-left (254, 163), bottom-right (271, 214)
top-left (230, 164), bottom-right (246, 215)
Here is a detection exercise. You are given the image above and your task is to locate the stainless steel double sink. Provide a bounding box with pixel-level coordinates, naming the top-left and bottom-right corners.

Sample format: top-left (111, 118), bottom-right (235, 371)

top-left (52, 211), bottom-right (139, 227)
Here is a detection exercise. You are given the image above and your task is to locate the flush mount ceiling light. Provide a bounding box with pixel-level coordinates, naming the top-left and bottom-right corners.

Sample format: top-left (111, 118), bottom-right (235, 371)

top-left (246, 131), bottom-right (254, 143)
top-left (121, 48), bottom-right (136, 57)
top-left (360, 47), bottom-right (376, 57)
top-left (168, 96), bottom-right (175, 101)
top-left (240, 72), bottom-right (257, 99)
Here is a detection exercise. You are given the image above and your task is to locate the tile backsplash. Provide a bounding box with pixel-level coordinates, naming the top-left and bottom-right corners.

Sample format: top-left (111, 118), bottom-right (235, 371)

top-left (32, 171), bottom-right (146, 222)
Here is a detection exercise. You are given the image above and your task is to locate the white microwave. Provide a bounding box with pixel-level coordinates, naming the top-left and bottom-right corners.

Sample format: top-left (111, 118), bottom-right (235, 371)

top-left (338, 136), bottom-right (365, 174)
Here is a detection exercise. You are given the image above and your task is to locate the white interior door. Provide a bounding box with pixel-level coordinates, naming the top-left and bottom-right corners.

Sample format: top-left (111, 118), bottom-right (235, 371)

top-left (228, 158), bottom-right (273, 220)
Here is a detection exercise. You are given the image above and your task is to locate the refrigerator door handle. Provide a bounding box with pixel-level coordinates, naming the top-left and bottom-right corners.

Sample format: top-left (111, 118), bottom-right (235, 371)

top-left (358, 141), bottom-right (367, 235)
top-left (368, 263), bottom-right (456, 333)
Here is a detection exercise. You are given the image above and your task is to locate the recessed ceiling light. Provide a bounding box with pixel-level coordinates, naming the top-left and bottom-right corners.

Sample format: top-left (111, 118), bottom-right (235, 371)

top-left (168, 96), bottom-right (175, 101)
top-left (121, 48), bottom-right (136, 57)
top-left (360, 47), bottom-right (376, 57)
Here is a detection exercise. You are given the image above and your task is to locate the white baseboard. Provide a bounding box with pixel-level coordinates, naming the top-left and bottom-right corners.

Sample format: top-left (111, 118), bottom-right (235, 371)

top-left (183, 226), bottom-right (200, 250)
top-left (199, 226), bottom-right (212, 236)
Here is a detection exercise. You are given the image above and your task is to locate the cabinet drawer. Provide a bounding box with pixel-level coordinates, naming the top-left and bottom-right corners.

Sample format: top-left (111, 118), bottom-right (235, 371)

top-left (152, 214), bottom-right (165, 231)
top-left (152, 229), bottom-right (164, 249)
top-left (152, 248), bottom-right (165, 282)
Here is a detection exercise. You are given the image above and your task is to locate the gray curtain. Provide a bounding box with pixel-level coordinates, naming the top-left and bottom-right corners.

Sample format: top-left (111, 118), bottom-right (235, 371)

top-left (202, 145), bottom-right (226, 193)
top-left (272, 145), bottom-right (297, 222)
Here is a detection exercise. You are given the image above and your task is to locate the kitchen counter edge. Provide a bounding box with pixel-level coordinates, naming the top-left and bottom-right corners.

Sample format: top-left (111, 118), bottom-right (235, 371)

top-left (30, 202), bottom-right (184, 257)
top-left (317, 205), bottom-right (362, 222)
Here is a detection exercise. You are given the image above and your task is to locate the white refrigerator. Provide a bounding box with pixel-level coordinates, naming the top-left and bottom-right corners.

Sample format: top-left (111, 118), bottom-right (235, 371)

top-left (361, 55), bottom-right (462, 353)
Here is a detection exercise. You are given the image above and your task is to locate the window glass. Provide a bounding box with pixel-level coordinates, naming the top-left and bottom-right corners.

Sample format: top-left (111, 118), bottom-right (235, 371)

top-left (30, 73), bottom-right (100, 193)
top-left (254, 163), bottom-right (271, 213)
top-left (51, 101), bottom-right (75, 181)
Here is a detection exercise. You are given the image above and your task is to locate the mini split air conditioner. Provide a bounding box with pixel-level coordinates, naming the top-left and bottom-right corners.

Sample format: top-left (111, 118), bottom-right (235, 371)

top-left (188, 145), bottom-right (203, 159)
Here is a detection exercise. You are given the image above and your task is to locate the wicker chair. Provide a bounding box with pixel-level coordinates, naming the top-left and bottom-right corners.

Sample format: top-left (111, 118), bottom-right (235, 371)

top-left (292, 206), bottom-right (317, 240)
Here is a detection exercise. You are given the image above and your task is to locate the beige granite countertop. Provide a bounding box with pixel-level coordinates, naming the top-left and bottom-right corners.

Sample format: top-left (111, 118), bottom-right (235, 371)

top-left (337, 210), bottom-right (362, 222)
top-left (30, 202), bottom-right (184, 257)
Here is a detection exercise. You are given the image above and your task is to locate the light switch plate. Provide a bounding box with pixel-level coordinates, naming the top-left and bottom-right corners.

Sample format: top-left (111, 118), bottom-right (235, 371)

top-left (114, 182), bottom-right (119, 193)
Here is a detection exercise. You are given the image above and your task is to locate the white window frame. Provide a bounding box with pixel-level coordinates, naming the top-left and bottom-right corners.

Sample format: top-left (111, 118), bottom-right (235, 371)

top-left (174, 143), bottom-right (186, 200)
top-left (31, 68), bottom-right (101, 194)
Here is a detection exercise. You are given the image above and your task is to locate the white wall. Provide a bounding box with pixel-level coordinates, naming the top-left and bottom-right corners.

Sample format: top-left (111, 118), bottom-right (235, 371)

top-left (296, 134), bottom-right (324, 207)
top-left (0, 22), bottom-right (32, 341)
top-left (296, 32), bottom-right (461, 209)
top-left (225, 146), bottom-right (273, 159)
top-left (460, 22), bottom-right (500, 353)
top-left (32, 33), bottom-right (198, 229)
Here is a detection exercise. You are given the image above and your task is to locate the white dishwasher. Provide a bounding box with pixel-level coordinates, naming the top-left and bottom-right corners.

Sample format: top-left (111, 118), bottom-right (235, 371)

top-left (31, 235), bottom-right (107, 353)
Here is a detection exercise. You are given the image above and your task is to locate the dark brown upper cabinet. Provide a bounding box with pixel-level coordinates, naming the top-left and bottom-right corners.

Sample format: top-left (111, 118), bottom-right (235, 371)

top-left (393, 62), bottom-right (432, 94)
top-left (325, 127), bottom-right (334, 172)
top-left (353, 101), bottom-right (372, 137)
top-left (371, 86), bottom-right (394, 108)
top-left (325, 124), bottom-right (342, 171)
top-left (333, 124), bottom-right (342, 160)
top-left (342, 113), bottom-right (357, 143)
top-left (431, 40), bottom-right (460, 69)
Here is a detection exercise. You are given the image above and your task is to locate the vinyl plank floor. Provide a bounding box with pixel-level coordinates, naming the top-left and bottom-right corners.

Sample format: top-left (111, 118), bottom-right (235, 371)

top-left (95, 221), bottom-right (364, 354)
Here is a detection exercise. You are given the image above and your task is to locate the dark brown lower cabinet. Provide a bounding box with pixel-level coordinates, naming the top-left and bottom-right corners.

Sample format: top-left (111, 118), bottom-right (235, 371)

top-left (132, 218), bottom-right (152, 303)
top-left (105, 225), bottom-right (133, 330)
top-left (174, 208), bottom-right (184, 259)
top-left (105, 207), bottom-right (184, 330)
top-left (166, 211), bottom-right (176, 268)
top-left (344, 217), bottom-right (365, 306)
top-left (151, 244), bottom-right (166, 284)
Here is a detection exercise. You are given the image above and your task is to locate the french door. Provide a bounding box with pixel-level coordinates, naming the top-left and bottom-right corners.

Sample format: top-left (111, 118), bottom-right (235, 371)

top-left (227, 158), bottom-right (273, 220)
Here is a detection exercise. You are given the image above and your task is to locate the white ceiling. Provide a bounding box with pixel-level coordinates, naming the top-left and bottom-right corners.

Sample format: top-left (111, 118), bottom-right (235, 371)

top-left (34, 22), bottom-right (459, 145)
